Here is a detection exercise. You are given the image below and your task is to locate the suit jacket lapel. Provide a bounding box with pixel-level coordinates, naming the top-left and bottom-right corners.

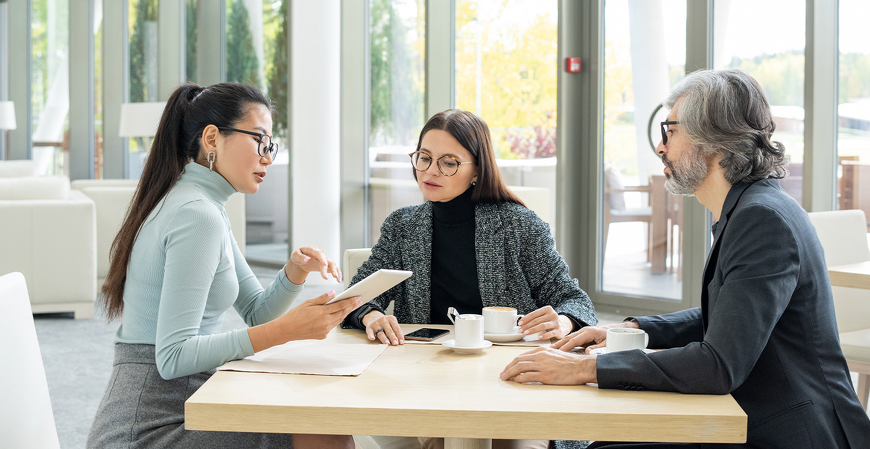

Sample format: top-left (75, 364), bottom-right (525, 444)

top-left (701, 182), bottom-right (752, 327)
top-left (475, 203), bottom-right (505, 307)
top-left (404, 202), bottom-right (433, 323)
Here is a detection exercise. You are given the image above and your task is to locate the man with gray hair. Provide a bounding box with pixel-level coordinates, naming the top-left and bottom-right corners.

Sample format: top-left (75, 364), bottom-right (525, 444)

top-left (501, 69), bottom-right (870, 448)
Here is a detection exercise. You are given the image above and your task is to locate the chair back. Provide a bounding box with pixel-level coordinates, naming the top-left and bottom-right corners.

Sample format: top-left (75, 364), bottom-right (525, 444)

top-left (343, 248), bottom-right (373, 290)
top-left (808, 210), bottom-right (870, 333)
top-left (0, 272), bottom-right (60, 448)
top-left (808, 210), bottom-right (870, 267)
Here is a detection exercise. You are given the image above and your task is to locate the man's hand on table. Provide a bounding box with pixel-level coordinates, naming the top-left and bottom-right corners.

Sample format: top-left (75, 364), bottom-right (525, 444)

top-left (552, 320), bottom-right (641, 353)
top-left (362, 310), bottom-right (404, 346)
top-left (500, 346), bottom-right (598, 385)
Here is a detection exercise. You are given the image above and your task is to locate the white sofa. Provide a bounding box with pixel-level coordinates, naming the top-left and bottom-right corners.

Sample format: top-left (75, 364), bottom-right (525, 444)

top-left (71, 179), bottom-right (247, 286)
top-left (0, 175), bottom-right (97, 319)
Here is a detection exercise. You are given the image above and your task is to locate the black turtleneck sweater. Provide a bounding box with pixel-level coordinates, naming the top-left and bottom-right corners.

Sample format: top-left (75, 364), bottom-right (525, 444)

top-left (429, 187), bottom-right (482, 324)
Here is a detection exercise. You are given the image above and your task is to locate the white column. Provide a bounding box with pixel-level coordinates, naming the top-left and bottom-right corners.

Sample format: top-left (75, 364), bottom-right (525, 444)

top-left (291, 0), bottom-right (341, 284)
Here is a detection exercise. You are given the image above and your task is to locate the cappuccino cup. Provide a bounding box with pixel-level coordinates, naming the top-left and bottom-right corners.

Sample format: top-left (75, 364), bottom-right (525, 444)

top-left (482, 307), bottom-right (523, 334)
top-left (453, 314), bottom-right (484, 347)
top-left (606, 328), bottom-right (649, 353)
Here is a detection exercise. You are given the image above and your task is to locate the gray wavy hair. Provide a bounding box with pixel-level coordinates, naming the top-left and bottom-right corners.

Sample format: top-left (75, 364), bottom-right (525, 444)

top-left (665, 69), bottom-right (789, 184)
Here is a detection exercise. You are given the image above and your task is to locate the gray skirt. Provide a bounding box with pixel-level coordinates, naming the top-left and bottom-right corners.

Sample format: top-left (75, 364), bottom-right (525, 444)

top-left (87, 343), bottom-right (295, 448)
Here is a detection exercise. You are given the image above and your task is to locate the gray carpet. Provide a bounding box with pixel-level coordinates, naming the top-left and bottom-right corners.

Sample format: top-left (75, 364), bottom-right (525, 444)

top-left (34, 266), bottom-right (337, 449)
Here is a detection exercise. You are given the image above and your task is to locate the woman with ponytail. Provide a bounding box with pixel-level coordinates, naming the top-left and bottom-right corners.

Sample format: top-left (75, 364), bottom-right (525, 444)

top-left (87, 83), bottom-right (358, 448)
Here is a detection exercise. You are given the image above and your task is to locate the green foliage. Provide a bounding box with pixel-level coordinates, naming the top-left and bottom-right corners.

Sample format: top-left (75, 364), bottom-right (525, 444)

top-left (265, 0), bottom-right (289, 140)
top-left (839, 53), bottom-right (870, 103)
top-left (130, 0), bottom-right (157, 102)
top-left (226, 0), bottom-right (262, 89)
top-left (725, 51), bottom-right (805, 107)
top-left (369, 0), bottom-right (425, 147)
top-left (186, 0), bottom-right (198, 83)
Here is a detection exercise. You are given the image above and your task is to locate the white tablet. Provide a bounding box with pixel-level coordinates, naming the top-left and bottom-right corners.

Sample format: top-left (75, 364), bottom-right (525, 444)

top-left (325, 269), bottom-right (413, 305)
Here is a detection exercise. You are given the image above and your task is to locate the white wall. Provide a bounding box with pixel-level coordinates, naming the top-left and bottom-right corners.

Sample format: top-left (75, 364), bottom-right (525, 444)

top-left (291, 0), bottom-right (342, 285)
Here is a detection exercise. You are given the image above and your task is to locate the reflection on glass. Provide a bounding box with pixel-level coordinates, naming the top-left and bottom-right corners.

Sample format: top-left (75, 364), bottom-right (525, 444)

top-left (714, 0), bottom-right (805, 205)
top-left (838, 0), bottom-right (870, 225)
top-left (31, 0), bottom-right (69, 176)
top-left (127, 0), bottom-right (158, 178)
top-left (455, 0), bottom-right (558, 234)
top-left (602, 0), bottom-right (686, 300)
top-left (368, 0), bottom-right (426, 244)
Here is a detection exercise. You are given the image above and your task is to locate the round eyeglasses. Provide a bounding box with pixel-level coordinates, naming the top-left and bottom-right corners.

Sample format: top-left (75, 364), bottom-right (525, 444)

top-left (217, 127), bottom-right (278, 160)
top-left (408, 151), bottom-right (474, 176)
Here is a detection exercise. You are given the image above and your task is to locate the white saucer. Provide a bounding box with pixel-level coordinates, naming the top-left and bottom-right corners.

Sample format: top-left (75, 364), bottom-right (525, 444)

top-left (442, 339), bottom-right (492, 354)
top-left (484, 332), bottom-right (526, 343)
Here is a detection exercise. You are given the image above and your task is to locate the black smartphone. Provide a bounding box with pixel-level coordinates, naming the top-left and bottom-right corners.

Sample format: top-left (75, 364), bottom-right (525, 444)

top-left (404, 328), bottom-right (450, 341)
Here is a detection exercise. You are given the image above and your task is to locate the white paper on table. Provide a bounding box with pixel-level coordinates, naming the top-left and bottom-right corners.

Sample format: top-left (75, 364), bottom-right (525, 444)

top-left (218, 340), bottom-right (388, 376)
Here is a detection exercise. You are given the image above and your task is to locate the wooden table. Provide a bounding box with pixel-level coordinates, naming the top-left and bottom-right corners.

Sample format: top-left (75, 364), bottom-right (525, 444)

top-left (828, 261), bottom-right (870, 289)
top-left (185, 325), bottom-right (747, 448)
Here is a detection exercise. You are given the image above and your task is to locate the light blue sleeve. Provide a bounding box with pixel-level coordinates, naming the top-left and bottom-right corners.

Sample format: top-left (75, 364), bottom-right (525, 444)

top-left (153, 201), bottom-right (261, 379)
top-left (231, 233), bottom-right (303, 327)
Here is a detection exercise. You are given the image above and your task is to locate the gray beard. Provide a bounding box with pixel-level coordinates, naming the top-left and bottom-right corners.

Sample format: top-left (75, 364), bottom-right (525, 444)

top-left (663, 148), bottom-right (708, 196)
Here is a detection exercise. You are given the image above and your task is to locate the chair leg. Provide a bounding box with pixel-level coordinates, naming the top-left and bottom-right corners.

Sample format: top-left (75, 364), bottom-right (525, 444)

top-left (858, 373), bottom-right (869, 411)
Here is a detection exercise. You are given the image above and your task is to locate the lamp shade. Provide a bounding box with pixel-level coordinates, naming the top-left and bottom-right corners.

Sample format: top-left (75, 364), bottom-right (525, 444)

top-left (118, 102), bottom-right (166, 137)
top-left (0, 101), bottom-right (17, 130)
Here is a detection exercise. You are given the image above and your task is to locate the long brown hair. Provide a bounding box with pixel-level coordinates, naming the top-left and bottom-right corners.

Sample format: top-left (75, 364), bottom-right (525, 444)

top-left (101, 83), bottom-right (271, 321)
top-left (415, 109), bottom-right (524, 206)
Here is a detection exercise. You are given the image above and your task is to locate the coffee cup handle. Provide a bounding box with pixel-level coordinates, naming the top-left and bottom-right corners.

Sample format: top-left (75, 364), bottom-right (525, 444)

top-left (644, 333), bottom-right (649, 349)
top-left (515, 314), bottom-right (525, 326)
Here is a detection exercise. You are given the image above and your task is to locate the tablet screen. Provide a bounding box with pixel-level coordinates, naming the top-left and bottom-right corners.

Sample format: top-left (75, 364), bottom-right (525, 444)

top-left (325, 269), bottom-right (413, 305)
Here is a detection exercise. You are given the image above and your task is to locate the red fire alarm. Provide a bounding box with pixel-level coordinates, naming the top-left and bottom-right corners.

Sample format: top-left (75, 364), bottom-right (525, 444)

top-left (565, 57), bottom-right (582, 73)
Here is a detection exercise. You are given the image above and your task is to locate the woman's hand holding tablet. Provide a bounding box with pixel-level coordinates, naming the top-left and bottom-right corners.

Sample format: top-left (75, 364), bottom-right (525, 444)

top-left (325, 269), bottom-right (413, 304)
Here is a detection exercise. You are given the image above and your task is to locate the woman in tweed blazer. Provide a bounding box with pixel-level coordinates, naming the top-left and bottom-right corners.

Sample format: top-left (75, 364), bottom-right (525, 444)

top-left (342, 109), bottom-right (596, 346)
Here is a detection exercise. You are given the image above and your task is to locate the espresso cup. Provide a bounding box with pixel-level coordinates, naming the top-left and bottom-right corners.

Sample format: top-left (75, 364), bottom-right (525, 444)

top-left (482, 307), bottom-right (523, 334)
top-left (454, 314), bottom-right (484, 347)
top-left (606, 328), bottom-right (649, 353)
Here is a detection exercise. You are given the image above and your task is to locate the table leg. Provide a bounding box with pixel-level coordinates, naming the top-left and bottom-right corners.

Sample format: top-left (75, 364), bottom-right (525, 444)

top-left (444, 438), bottom-right (492, 449)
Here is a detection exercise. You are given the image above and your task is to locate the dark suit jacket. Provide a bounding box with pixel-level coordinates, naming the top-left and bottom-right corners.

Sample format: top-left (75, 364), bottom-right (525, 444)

top-left (597, 179), bottom-right (870, 448)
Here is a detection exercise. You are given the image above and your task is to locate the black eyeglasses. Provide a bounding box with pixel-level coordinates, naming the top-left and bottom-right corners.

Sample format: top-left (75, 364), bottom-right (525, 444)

top-left (660, 121), bottom-right (681, 146)
top-left (217, 127), bottom-right (278, 160)
top-left (408, 151), bottom-right (474, 176)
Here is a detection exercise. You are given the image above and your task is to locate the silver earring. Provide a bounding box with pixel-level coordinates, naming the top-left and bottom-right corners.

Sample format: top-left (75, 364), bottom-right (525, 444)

top-left (472, 181), bottom-right (476, 186)
top-left (207, 151), bottom-right (216, 171)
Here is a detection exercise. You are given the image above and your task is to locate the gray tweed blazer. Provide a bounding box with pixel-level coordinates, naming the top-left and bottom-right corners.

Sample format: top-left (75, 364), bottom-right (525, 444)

top-left (342, 200), bottom-right (597, 329)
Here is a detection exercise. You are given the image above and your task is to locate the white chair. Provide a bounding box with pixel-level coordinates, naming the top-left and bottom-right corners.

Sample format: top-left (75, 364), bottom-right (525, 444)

top-left (343, 248), bottom-right (396, 316)
top-left (808, 209), bottom-right (870, 410)
top-left (0, 272), bottom-right (61, 448)
top-left (0, 176), bottom-right (97, 318)
top-left (72, 179), bottom-right (247, 286)
top-left (0, 159), bottom-right (40, 177)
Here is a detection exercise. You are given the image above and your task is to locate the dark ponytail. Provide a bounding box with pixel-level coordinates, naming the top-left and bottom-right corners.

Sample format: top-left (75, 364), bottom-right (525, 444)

top-left (101, 82), bottom-right (272, 321)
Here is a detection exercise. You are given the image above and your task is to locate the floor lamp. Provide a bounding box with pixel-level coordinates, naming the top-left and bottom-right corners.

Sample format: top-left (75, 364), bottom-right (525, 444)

top-left (118, 102), bottom-right (166, 178)
top-left (0, 101), bottom-right (17, 161)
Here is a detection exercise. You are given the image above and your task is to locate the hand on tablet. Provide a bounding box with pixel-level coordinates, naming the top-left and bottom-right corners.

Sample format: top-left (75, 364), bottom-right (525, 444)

top-left (285, 246), bottom-right (342, 284)
top-left (249, 291), bottom-right (362, 351)
top-left (362, 310), bottom-right (404, 346)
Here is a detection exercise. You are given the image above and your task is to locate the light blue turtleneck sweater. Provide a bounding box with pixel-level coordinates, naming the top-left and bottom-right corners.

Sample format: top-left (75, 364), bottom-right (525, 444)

top-left (115, 162), bottom-right (302, 379)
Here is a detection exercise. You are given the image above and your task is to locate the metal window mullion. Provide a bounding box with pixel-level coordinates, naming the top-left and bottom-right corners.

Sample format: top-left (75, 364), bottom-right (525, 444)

top-left (8, 0), bottom-right (31, 160)
top-left (339, 0), bottom-right (369, 253)
top-left (424, 0), bottom-right (454, 119)
top-left (69, 0), bottom-right (96, 180)
top-left (557, 0), bottom-right (602, 297)
top-left (804, 0), bottom-right (838, 212)
top-left (0, 1), bottom-right (7, 159)
top-left (102, 0), bottom-right (128, 179)
top-left (158, 0), bottom-right (185, 100)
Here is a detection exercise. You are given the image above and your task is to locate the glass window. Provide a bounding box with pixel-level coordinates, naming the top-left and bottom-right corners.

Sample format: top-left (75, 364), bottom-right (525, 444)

top-left (225, 0), bottom-right (291, 265)
top-left (455, 0), bottom-right (558, 234)
top-left (368, 0), bottom-right (426, 244)
top-left (602, 0), bottom-right (686, 300)
top-left (838, 0), bottom-right (870, 226)
top-left (31, 0), bottom-right (69, 176)
top-left (714, 0), bottom-right (806, 206)
top-left (127, 0), bottom-right (157, 178)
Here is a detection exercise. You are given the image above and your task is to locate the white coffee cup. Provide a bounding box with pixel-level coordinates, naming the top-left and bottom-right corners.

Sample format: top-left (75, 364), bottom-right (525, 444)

top-left (482, 307), bottom-right (523, 334)
top-left (454, 314), bottom-right (484, 347)
top-left (606, 328), bottom-right (649, 353)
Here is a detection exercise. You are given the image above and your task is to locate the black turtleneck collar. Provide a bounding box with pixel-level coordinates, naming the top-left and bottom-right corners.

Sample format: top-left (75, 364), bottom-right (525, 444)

top-left (432, 186), bottom-right (476, 223)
